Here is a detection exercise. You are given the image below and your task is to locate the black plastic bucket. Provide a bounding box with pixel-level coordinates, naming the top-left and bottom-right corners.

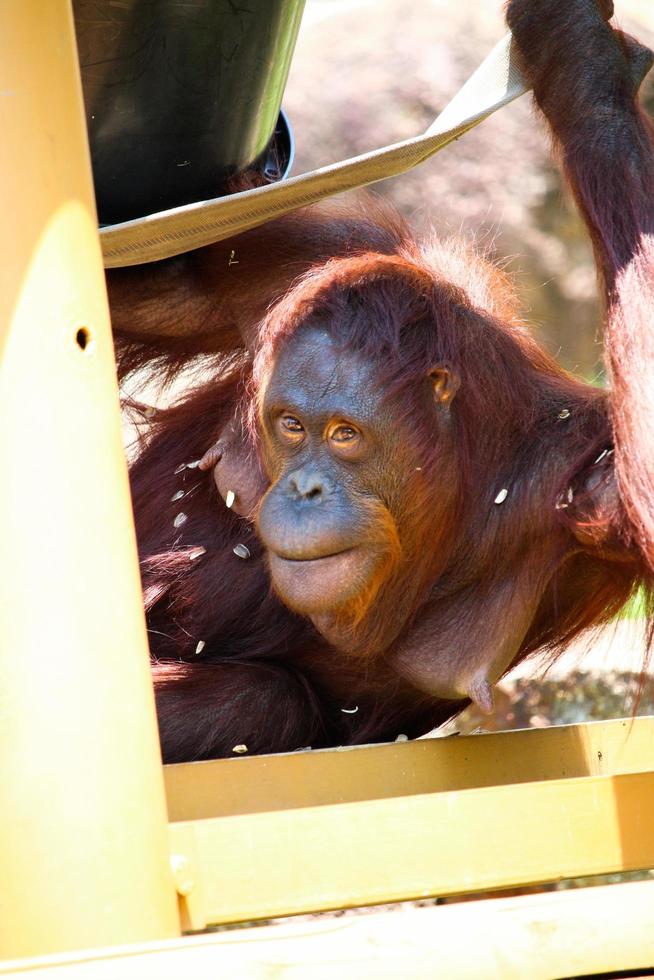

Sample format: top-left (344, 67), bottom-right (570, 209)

top-left (73, 0), bottom-right (304, 225)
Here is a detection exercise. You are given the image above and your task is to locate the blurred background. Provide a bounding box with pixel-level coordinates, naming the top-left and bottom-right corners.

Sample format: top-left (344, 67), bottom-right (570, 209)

top-left (286, 0), bottom-right (654, 379)
top-left (283, 0), bottom-right (654, 732)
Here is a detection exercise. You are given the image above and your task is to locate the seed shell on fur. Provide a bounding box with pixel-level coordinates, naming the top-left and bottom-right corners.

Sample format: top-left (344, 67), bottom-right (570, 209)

top-left (494, 488), bottom-right (509, 505)
top-left (233, 543), bottom-right (251, 559)
top-left (232, 744), bottom-right (248, 754)
top-left (225, 490), bottom-right (236, 509)
top-left (567, 486), bottom-right (574, 503)
top-left (395, 734), bottom-right (409, 742)
top-left (189, 546), bottom-right (207, 561)
top-left (174, 463), bottom-right (187, 475)
top-left (173, 512), bottom-right (188, 528)
top-left (557, 408), bottom-right (571, 420)
top-left (186, 459), bottom-right (201, 469)
top-left (195, 640), bottom-right (206, 655)
top-left (171, 490), bottom-right (185, 502)
top-left (341, 706), bottom-right (359, 714)
top-left (594, 448), bottom-right (609, 464)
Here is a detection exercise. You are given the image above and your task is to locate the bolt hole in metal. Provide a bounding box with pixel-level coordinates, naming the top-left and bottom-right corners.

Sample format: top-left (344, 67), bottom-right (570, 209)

top-left (75, 326), bottom-right (92, 352)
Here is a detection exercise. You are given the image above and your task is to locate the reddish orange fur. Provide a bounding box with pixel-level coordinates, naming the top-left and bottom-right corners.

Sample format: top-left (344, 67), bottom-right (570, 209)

top-left (112, 2), bottom-right (654, 760)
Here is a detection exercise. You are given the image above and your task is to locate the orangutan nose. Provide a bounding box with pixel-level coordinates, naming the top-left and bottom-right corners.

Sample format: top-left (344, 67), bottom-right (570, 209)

top-left (287, 468), bottom-right (332, 502)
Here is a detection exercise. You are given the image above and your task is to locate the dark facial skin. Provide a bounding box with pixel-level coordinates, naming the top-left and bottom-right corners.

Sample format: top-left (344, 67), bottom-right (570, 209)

top-left (256, 326), bottom-right (410, 622)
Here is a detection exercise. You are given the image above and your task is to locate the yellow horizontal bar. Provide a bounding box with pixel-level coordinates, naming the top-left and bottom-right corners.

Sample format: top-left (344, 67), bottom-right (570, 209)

top-left (169, 770), bottom-right (654, 927)
top-left (164, 716), bottom-right (654, 821)
top-left (3, 878), bottom-right (654, 979)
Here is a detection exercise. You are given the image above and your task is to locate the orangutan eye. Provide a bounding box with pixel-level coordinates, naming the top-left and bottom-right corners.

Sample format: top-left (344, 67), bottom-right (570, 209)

top-left (327, 424), bottom-right (364, 459)
top-left (330, 425), bottom-right (358, 443)
top-left (277, 414), bottom-right (305, 440)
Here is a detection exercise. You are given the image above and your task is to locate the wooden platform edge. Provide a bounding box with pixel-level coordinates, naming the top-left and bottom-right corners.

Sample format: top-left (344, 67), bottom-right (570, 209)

top-left (2, 878), bottom-right (653, 979)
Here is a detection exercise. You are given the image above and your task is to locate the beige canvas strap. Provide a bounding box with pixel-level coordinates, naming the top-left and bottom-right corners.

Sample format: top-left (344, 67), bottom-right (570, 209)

top-left (101, 33), bottom-right (528, 268)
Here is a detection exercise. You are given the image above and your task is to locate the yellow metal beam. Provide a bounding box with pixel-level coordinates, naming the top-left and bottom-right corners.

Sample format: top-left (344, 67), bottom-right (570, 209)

top-left (0, 0), bottom-right (179, 957)
top-left (169, 770), bottom-right (654, 927)
top-left (2, 878), bottom-right (654, 979)
top-left (164, 715), bottom-right (654, 821)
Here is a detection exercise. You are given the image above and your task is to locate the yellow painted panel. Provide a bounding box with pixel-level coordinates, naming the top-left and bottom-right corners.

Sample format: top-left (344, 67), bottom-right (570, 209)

top-left (169, 771), bottom-right (654, 925)
top-left (0, 0), bottom-right (179, 958)
top-left (164, 716), bottom-right (654, 821)
top-left (2, 879), bottom-right (654, 979)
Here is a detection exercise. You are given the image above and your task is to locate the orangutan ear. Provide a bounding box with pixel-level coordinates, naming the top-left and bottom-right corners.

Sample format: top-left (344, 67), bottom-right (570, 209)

top-left (198, 412), bottom-right (268, 518)
top-left (428, 365), bottom-right (460, 406)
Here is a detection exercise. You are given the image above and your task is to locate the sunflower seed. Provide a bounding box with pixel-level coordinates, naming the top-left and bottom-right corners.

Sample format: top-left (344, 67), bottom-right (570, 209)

top-left (174, 463), bottom-right (186, 475)
top-left (233, 543), bottom-right (250, 559)
top-left (186, 459), bottom-right (201, 469)
top-left (195, 640), bottom-right (206, 655)
top-left (232, 744), bottom-right (248, 754)
top-left (558, 408), bottom-right (571, 420)
top-left (171, 490), bottom-right (185, 502)
top-left (341, 706), bottom-right (359, 714)
top-left (173, 512), bottom-right (188, 528)
top-left (189, 546), bottom-right (206, 560)
top-left (494, 488), bottom-right (509, 505)
top-left (225, 490), bottom-right (236, 509)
